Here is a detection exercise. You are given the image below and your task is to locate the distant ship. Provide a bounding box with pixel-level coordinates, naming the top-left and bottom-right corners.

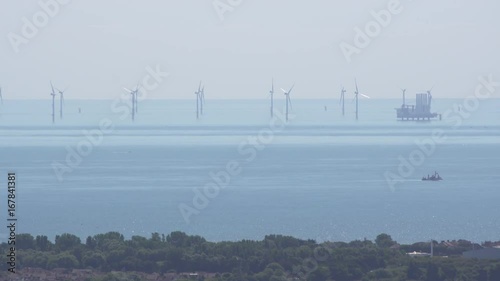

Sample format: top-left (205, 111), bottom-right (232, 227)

top-left (396, 91), bottom-right (441, 121)
top-left (422, 172), bottom-right (443, 181)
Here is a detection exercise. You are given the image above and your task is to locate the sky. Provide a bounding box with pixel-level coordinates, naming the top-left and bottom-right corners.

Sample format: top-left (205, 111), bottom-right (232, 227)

top-left (0, 0), bottom-right (499, 99)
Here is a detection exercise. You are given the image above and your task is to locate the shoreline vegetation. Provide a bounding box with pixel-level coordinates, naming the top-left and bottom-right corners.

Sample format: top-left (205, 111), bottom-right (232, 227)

top-left (2, 232), bottom-right (500, 281)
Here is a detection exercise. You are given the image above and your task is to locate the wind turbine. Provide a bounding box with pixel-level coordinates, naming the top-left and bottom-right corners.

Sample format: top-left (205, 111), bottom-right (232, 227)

top-left (194, 81), bottom-right (202, 119)
top-left (269, 78), bottom-right (274, 117)
top-left (401, 88), bottom-right (407, 106)
top-left (123, 84), bottom-right (140, 121)
top-left (426, 86), bottom-right (434, 109)
top-left (134, 83), bottom-right (140, 114)
top-left (339, 86), bottom-right (346, 116)
top-left (56, 86), bottom-right (67, 119)
top-left (281, 84), bottom-right (294, 122)
top-left (354, 79), bottom-right (370, 120)
top-left (199, 85), bottom-right (205, 115)
top-left (50, 81), bottom-right (56, 124)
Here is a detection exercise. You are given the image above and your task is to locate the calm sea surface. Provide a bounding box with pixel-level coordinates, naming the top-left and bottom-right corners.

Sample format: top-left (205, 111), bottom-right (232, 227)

top-left (0, 98), bottom-right (499, 243)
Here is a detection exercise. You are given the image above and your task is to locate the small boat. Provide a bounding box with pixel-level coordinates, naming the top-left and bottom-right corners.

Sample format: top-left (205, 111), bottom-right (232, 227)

top-left (422, 172), bottom-right (443, 181)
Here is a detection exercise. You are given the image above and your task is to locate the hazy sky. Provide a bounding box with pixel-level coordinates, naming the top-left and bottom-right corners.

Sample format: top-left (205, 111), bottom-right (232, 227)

top-left (1, 0), bottom-right (499, 99)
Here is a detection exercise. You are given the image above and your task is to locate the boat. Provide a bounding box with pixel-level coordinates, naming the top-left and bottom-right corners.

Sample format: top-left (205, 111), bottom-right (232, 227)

top-left (422, 172), bottom-right (443, 181)
top-left (395, 91), bottom-right (442, 121)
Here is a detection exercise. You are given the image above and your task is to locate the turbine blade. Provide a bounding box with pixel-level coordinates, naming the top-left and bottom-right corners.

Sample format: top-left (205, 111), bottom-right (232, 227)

top-left (288, 84), bottom-right (295, 95)
top-left (198, 81), bottom-right (202, 92)
top-left (288, 95), bottom-right (293, 109)
top-left (428, 84), bottom-right (435, 93)
top-left (280, 88), bottom-right (287, 93)
top-left (360, 94), bottom-right (371, 99)
top-left (50, 81), bottom-right (55, 93)
top-left (123, 87), bottom-right (133, 93)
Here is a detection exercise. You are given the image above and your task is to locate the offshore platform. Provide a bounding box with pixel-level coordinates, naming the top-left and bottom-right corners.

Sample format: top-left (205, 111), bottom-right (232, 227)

top-left (395, 89), bottom-right (442, 121)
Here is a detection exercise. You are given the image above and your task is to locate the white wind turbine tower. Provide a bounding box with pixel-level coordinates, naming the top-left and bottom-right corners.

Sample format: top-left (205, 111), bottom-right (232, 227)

top-left (194, 81), bottom-right (202, 119)
top-left (199, 85), bottom-right (205, 115)
top-left (281, 84), bottom-right (294, 122)
top-left (123, 83), bottom-right (140, 121)
top-left (401, 88), bottom-right (407, 106)
top-left (50, 81), bottom-right (56, 124)
top-left (133, 83), bottom-right (141, 114)
top-left (340, 86), bottom-right (346, 116)
top-left (427, 86), bottom-right (434, 110)
top-left (56, 86), bottom-right (68, 119)
top-left (354, 79), bottom-right (370, 120)
top-left (269, 78), bottom-right (274, 117)
top-left (134, 83), bottom-right (141, 114)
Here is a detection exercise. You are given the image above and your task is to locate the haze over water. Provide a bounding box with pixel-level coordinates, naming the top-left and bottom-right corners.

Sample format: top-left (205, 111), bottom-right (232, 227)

top-left (0, 98), bottom-right (499, 243)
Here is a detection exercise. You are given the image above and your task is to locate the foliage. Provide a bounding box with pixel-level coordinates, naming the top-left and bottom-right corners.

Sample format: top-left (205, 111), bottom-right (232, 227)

top-left (2, 232), bottom-right (499, 281)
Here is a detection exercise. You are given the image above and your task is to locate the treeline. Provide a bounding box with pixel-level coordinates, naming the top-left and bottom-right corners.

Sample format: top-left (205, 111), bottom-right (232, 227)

top-left (1, 232), bottom-right (500, 281)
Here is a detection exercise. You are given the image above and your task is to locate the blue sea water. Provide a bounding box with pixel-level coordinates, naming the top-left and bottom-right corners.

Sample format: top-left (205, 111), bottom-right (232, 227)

top-left (0, 98), bottom-right (499, 244)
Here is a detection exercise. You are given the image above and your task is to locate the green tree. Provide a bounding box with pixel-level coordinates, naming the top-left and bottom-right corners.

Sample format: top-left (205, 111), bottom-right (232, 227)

top-left (17, 234), bottom-right (35, 250)
top-left (375, 234), bottom-right (395, 248)
top-left (55, 233), bottom-right (81, 251)
top-left (407, 261), bottom-right (422, 280)
top-left (86, 236), bottom-right (96, 249)
top-left (308, 266), bottom-right (330, 281)
top-left (47, 253), bottom-right (79, 269)
top-left (425, 263), bottom-right (443, 281)
top-left (35, 235), bottom-right (52, 251)
top-left (82, 252), bottom-right (105, 268)
top-left (167, 231), bottom-right (189, 247)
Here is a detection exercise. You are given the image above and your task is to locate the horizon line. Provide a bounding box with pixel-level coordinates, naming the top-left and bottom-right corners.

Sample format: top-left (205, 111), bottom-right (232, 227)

top-left (2, 97), bottom-right (497, 101)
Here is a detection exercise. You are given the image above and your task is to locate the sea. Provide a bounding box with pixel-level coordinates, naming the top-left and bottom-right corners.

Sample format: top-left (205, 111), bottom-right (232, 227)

top-left (0, 98), bottom-right (499, 244)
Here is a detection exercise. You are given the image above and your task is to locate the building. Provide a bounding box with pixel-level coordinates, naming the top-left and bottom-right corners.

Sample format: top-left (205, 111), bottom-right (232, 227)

top-left (407, 251), bottom-right (432, 257)
top-left (463, 248), bottom-right (500, 259)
